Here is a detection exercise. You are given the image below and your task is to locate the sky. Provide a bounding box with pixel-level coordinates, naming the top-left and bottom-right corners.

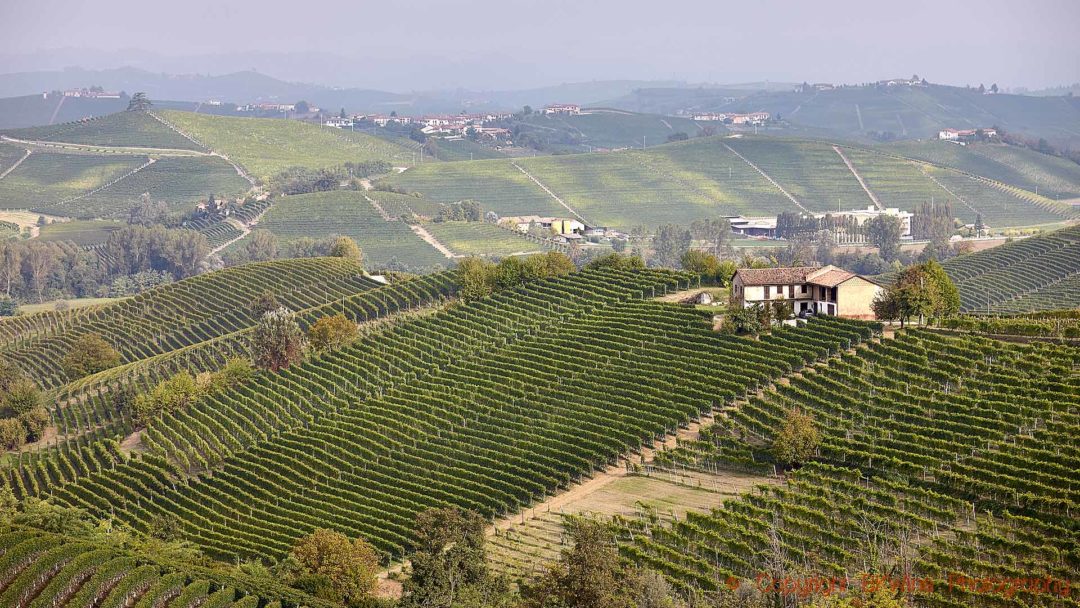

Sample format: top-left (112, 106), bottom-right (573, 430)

top-left (1, 0), bottom-right (1078, 91)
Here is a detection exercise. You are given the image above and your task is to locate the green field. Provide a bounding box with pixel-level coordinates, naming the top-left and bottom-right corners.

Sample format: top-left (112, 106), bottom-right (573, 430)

top-left (0, 151), bottom-right (147, 212)
top-left (385, 135), bottom-right (1076, 229)
top-left (2, 111), bottom-right (204, 150)
top-left (365, 189), bottom-right (445, 218)
top-left (254, 190), bottom-right (449, 269)
top-left (425, 221), bottom-right (549, 257)
top-left (36, 219), bottom-right (123, 245)
top-left (516, 108), bottom-right (709, 151)
top-left (159, 111), bottom-right (418, 181)
top-left (0, 142), bottom-right (28, 174)
top-left (427, 137), bottom-right (507, 161)
top-left (68, 155), bottom-right (250, 219)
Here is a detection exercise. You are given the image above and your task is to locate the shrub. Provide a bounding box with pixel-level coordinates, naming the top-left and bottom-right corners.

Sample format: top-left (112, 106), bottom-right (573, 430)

top-left (62, 333), bottom-right (121, 379)
top-left (308, 314), bottom-right (358, 352)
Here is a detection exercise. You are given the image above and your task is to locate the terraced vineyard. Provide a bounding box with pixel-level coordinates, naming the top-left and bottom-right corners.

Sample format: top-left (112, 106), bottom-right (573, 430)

top-left (0, 152), bottom-right (147, 213)
top-left (940, 224), bottom-right (1080, 311)
top-left (9, 268), bottom-right (876, 567)
top-left (386, 159), bottom-right (564, 217)
top-left (614, 329), bottom-right (1079, 607)
top-left (158, 111), bottom-right (417, 182)
top-left (252, 190), bottom-right (448, 269)
top-left (0, 257), bottom-right (377, 387)
top-left (69, 155), bottom-right (251, 218)
top-left (1, 271), bottom-right (459, 501)
top-left (0, 529), bottom-right (329, 608)
top-left (425, 221), bottom-right (553, 257)
top-left (1, 111), bottom-right (205, 151)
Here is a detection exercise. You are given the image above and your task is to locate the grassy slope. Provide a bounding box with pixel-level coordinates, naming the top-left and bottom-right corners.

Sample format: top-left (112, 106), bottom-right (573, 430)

top-left (517, 109), bottom-right (709, 150)
top-left (255, 190), bottom-right (448, 269)
top-left (424, 221), bottom-right (549, 257)
top-left (2, 111), bottom-right (204, 150)
top-left (36, 219), bottom-right (123, 245)
top-left (160, 111), bottom-right (417, 181)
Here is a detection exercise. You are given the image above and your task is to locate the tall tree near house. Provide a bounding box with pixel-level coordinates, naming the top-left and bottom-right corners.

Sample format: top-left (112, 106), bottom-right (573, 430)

top-left (866, 214), bottom-right (902, 262)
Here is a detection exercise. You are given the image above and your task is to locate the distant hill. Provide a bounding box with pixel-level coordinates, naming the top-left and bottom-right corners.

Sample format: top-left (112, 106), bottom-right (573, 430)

top-left (159, 110), bottom-right (418, 181)
top-left (510, 108), bottom-right (712, 152)
top-left (383, 134), bottom-right (1078, 229)
top-left (605, 83), bottom-right (1080, 148)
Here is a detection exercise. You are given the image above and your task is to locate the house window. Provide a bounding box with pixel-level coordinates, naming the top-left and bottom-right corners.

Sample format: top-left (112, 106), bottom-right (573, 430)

top-left (764, 285), bottom-right (770, 298)
top-left (800, 285), bottom-right (807, 294)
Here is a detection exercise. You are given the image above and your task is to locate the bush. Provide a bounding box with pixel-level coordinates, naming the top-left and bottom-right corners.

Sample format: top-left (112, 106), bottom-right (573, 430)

top-left (308, 315), bottom-right (358, 352)
top-left (62, 333), bottom-right (121, 379)
top-left (0, 418), bottom-right (25, 450)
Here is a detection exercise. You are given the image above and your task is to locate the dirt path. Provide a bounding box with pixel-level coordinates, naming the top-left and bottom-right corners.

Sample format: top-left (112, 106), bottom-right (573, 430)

top-left (48, 95), bottom-right (65, 125)
top-left (52, 158), bottom-right (157, 208)
top-left (722, 142), bottom-right (810, 213)
top-left (511, 162), bottom-right (590, 224)
top-left (855, 103), bottom-right (865, 131)
top-left (833, 145), bottom-right (882, 209)
top-left (119, 429), bottom-right (146, 454)
top-left (363, 194), bottom-right (392, 221)
top-left (0, 149), bottom-right (31, 181)
top-left (409, 224), bottom-right (457, 258)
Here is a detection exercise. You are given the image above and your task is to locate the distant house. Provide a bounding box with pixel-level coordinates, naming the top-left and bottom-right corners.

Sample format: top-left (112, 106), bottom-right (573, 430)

top-left (503, 215), bottom-right (585, 235)
top-left (543, 104), bottom-right (581, 115)
top-left (729, 217), bottom-right (777, 238)
top-left (323, 117), bottom-right (354, 128)
top-left (62, 88), bottom-right (122, 99)
top-left (692, 112), bottom-right (727, 122)
top-left (732, 265), bottom-right (885, 319)
top-left (727, 112), bottom-right (770, 125)
top-left (938, 128), bottom-right (997, 142)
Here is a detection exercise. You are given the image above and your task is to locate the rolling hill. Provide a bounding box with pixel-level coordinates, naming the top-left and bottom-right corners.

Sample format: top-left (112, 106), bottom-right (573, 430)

top-left (2, 109), bottom-right (205, 150)
top-left (158, 110), bottom-right (419, 182)
top-left (252, 190), bottom-right (449, 270)
top-left (384, 135), bottom-right (1078, 229)
top-left (511, 108), bottom-right (711, 151)
top-left (607, 83), bottom-right (1080, 148)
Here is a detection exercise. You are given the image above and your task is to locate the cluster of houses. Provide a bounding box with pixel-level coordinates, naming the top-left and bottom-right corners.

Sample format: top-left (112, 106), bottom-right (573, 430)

top-left (59, 88), bottom-right (122, 99)
top-left (499, 215), bottom-right (625, 244)
top-left (730, 206), bottom-right (914, 240)
top-left (691, 111), bottom-right (770, 125)
top-left (237, 102), bottom-right (318, 113)
top-left (542, 103), bottom-right (581, 115)
top-left (938, 127), bottom-right (998, 143)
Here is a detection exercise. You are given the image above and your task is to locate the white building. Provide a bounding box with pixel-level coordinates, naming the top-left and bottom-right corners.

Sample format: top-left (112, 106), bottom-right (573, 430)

top-left (543, 104), bottom-right (581, 115)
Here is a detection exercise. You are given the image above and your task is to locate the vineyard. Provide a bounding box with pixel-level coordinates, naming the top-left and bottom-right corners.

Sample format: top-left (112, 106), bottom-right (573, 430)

top-left (615, 328), bottom-right (1079, 607)
top-left (939, 224), bottom-right (1080, 311)
top-left (0, 152), bottom-right (147, 213)
top-left (251, 190), bottom-right (449, 270)
top-left (3, 268), bottom-right (880, 568)
top-left (68, 155), bottom-right (251, 219)
top-left (0, 528), bottom-right (331, 608)
top-left (158, 111), bottom-right (417, 182)
top-left (383, 135), bottom-right (1075, 229)
top-left (1, 111), bottom-right (206, 151)
top-left (36, 219), bottom-right (122, 245)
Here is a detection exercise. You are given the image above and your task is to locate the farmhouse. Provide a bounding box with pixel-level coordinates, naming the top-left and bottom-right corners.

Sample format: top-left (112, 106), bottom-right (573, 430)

top-left (727, 112), bottom-right (770, 125)
top-left (938, 127), bottom-right (998, 142)
top-left (543, 104), bottom-right (581, 115)
top-left (323, 117), bottom-right (354, 128)
top-left (692, 112), bottom-right (727, 122)
top-left (732, 265), bottom-right (885, 319)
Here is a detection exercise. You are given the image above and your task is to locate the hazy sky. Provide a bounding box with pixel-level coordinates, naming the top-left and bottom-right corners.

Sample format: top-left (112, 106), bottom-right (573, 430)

top-left (2, 0), bottom-right (1078, 91)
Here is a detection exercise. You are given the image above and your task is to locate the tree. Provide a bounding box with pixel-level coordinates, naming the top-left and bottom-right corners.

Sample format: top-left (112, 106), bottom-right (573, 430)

top-left (127, 92), bottom-right (152, 111)
top-left (62, 333), bottom-right (120, 378)
top-left (866, 215), bottom-right (902, 262)
top-left (457, 257), bottom-right (496, 301)
top-left (250, 290), bottom-right (280, 317)
top-left (922, 259), bottom-right (960, 317)
top-left (289, 529), bottom-right (379, 604)
top-left (520, 519), bottom-right (633, 608)
top-left (308, 314), bottom-right (357, 352)
top-left (523, 105), bottom-right (533, 115)
top-left (328, 236), bottom-right (363, 265)
top-left (652, 224), bottom-right (692, 268)
top-left (871, 287), bottom-right (903, 326)
top-left (884, 260), bottom-right (960, 326)
top-left (294, 100), bottom-right (310, 114)
top-left (131, 371), bottom-right (202, 424)
top-left (246, 229), bottom-right (278, 262)
top-left (0, 242), bottom-right (23, 297)
top-left (251, 307), bottom-right (306, 372)
top-left (666, 132), bottom-right (689, 142)
top-left (771, 407), bottom-right (819, 467)
top-left (402, 508), bottom-right (509, 608)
